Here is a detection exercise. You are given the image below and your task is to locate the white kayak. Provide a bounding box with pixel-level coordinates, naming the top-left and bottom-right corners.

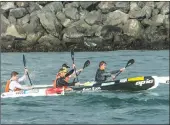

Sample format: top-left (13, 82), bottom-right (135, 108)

top-left (1, 88), bottom-right (64, 99)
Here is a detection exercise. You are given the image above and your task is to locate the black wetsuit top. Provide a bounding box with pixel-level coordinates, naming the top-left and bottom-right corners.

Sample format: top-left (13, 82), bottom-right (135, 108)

top-left (56, 77), bottom-right (75, 87)
top-left (95, 68), bottom-right (120, 83)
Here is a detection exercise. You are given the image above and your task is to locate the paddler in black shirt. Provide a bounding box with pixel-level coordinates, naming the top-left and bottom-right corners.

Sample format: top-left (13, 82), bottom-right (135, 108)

top-left (55, 68), bottom-right (74, 90)
top-left (95, 61), bottom-right (125, 84)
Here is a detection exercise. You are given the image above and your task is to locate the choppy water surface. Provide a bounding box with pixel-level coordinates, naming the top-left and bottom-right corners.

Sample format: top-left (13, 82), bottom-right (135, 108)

top-left (1, 50), bottom-right (169, 124)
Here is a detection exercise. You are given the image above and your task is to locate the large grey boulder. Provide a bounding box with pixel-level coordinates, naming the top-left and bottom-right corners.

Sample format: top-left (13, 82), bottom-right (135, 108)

top-left (161, 3), bottom-right (169, 15)
top-left (64, 7), bottom-right (80, 20)
top-left (38, 34), bottom-right (61, 46)
top-left (115, 2), bottom-right (130, 13)
top-left (27, 2), bottom-right (41, 13)
top-left (70, 19), bottom-right (94, 36)
top-left (56, 11), bottom-right (73, 27)
top-left (143, 26), bottom-right (167, 46)
top-left (155, 2), bottom-right (166, 10)
top-left (163, 15), bottom-right (169, 29)
top-left (91, 25), bottom-right (103, 37)
top-left (22, 10), bottom-right (43, 34)
top-left (141, 5), bottom-right (152, 19)
top-left (151, 14), bottom-right (166, 26)
top-left (130, 2), bottom-right (141, 11)
top-left (63, 27), bottom-right (84, 40)
top-left (9, 8), bottom-right (28, 18)
top-left (23, 32), bottom-right (43, 47)
top-left (43, 2), bottom-right (63, 14)
top-left (8, 16), bottom-right (16, 25)
top-left (36, 1), bottom-right (50, 6)
top-left (84, 11), bottom-right (102, 25)
top-left (65, 2), bottom-right (79, 8)
top-left (79, 9), bottom-right (88, 19)
top-left (129, 2), bottom-right (145, 19)
top-left (1, 2), bottom-right (16, 11)
top-left (137, 1), bottom-right (146, 8)
top-left (123, 19), bottom-right (144, 38)
top-left (17, 14), bottom-right (30, 26)
top-left (5, 24), bottom-right (26, 38)
top-left (129, 8), bottom-right (146, 19)
top-left (104, 10), bottom-right (129, 26)
top-left (37, 34), bottom-right (61, 51)
top-left (15, 2), bottom-right (29, 7)
top-left (38, 11), bottom-right (62, 37)
top-left (101, 25), bottom-right (122, 41)
top-left (1, 15), bottom-right (10, 33)
top-left (97, 2), bottom-right (116, 14)
top-left (79, 1), bottom-right (93, 9)
top-left (152, 9), bottom-right (160, 16)
top-left (84, 36), bottom-right (103, 48)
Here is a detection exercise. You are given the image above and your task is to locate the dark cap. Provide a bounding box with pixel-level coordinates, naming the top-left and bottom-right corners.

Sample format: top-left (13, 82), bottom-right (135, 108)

top-left (99, 61), bottom-right (107, 67)
top-left (62, 63), bottom-right (70, 68)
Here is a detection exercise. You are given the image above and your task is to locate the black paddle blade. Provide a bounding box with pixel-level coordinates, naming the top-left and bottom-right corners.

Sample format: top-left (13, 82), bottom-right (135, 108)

top-left (125, 59), bottom-right (135, 68)
top-left (23, 54), bottom-right (26, 67)
top-left (71, 49), bottom-right (74, 61)
top-left (83, 60), bottom-right (90, 69)
top-left (65, 69), bottom-right (74, 78)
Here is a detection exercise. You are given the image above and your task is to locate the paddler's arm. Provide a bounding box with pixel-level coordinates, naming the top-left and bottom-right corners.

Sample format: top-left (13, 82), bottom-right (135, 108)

top-left (70, 69), bottom-right (83, 78)
top-left (57, 78), bottom-right (69, 86)
top-left (18, 75), bottom-right (27, 82)
top-left (109, 70), bottom-right (120, 75)
top-left (13, 82), bottom-right (32, 90)
top-left (110, 68), bottom-right (126, 75)
top-left (102, 71), bottom-right (112, 77)
top-left (18, 68), bottom-right (28, 82)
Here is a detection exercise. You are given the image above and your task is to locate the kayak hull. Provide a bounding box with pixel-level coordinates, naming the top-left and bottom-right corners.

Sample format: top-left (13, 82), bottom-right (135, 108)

top-left (72, 76), bottom-right (158, 92)
top-left (1, 88), bottom-right (64, 98)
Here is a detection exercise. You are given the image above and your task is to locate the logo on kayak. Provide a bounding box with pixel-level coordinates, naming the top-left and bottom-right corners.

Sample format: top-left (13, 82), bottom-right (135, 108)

top-left (128, 76), bottom-right (144, 82)
top-left (16, 91), bottom-right (25, 95)
top-left (101, 82), bottom-right (115, 86)
top-left (119, 79), bottom-right (127, 83)
top-left (82, 87), bottom-right (101, 91)
top-left (135, 79), bottom-right (154, 86)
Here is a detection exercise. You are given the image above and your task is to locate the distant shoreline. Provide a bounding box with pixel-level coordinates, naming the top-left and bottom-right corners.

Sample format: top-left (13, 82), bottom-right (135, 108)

top-left (1, 1), bottom-right (169, 52)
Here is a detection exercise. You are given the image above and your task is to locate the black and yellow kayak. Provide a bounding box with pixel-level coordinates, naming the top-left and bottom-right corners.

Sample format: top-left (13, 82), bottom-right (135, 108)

top-left (71, 76), bottom-right (169, 92)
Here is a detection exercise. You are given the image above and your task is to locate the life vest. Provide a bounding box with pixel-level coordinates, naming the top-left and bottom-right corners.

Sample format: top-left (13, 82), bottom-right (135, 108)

top-left (5, 80), bottom-right (21, 92)
top-left (54, 73), bottom-right (69, 88)
top-left (5, 80), bottom-right (10, 92)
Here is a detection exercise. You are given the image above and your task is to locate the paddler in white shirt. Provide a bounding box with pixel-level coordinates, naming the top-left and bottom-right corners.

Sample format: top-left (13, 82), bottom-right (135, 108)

top-left (5, 68), bottom-right (32, 92)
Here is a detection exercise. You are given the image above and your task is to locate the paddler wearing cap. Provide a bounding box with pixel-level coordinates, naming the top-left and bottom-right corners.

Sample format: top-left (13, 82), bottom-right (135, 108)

top-left (55, 68), bottom-right (75, 90)
top-left (52, 63), bottom-right (81, 89)
top-left (95, 61), bottom-right (125, 84)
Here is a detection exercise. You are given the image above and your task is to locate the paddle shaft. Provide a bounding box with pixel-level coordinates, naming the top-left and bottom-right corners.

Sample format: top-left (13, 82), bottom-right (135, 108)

top-left (114, 59), bottom-right (134, 79)
top-left (23, 55), bottom-right (33, 86)
top-left (71, 50), bottom-right (79, 82)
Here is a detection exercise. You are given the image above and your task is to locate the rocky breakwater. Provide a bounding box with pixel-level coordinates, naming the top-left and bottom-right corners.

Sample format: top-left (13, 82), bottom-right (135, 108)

top-left (1, 1), bottom-right (169, 52)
